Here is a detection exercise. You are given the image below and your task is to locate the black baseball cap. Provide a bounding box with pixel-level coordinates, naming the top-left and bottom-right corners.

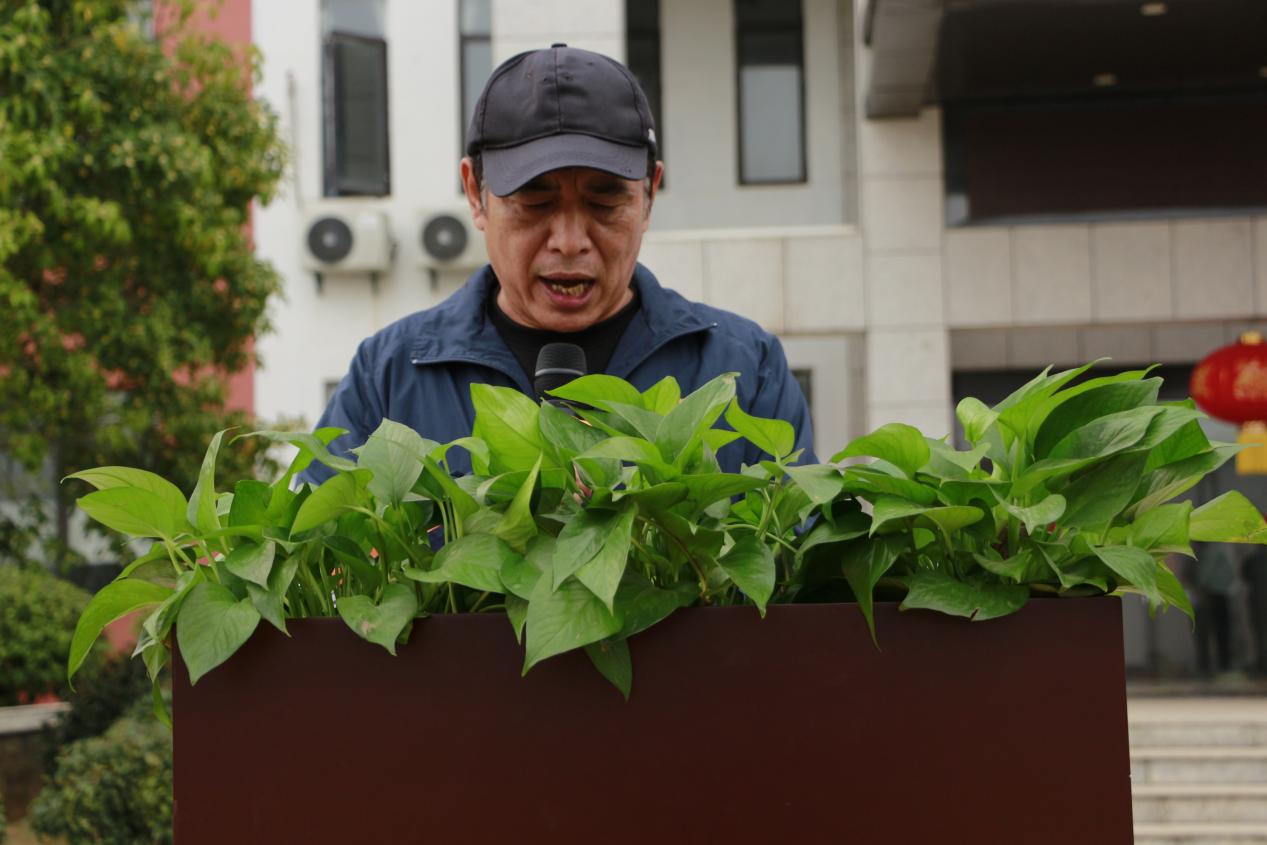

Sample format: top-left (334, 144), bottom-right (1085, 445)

top-left (466, 43), bottom-right (658, 196)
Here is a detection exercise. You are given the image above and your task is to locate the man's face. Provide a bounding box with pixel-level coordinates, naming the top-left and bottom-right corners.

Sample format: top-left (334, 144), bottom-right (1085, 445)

top-left (461, 160), bottom-right (664, 333)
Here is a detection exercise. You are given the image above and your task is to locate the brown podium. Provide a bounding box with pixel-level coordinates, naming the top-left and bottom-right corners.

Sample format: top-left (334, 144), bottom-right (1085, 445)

top-left (172, 599), bottom-right (1133, 843)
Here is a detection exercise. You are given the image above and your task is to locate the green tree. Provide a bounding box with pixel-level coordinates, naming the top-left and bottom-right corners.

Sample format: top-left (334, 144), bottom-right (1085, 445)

top-left (0, 0), bottom-right (286, 564)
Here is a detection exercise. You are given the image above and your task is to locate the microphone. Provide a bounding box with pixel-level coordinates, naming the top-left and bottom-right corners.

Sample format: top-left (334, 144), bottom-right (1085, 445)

top-left (534, 343), bottom-right (587, 400)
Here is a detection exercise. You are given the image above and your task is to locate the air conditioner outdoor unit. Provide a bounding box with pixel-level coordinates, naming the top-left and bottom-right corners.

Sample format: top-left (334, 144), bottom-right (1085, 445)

top-left (301, 208), bottom-right (393, 274)
top-left (417, 208), bottom-right (487, 271)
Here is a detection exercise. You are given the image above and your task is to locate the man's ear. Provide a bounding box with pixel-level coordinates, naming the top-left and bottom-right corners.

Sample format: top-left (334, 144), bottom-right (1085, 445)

top-left (459, 157), bottom-right (487, 232)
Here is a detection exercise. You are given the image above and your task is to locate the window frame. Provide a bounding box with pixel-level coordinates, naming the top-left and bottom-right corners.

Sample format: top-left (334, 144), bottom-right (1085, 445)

top-left (733, 0), bottom-right (808, 186)
top-left (458, 0), bottom-right (492, 163)
top-left (322, 30), bottom-right (392, 198)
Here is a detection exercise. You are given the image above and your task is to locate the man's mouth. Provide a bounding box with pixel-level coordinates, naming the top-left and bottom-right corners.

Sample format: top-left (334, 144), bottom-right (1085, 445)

top-left (539, 275), bottom-right (596, 302)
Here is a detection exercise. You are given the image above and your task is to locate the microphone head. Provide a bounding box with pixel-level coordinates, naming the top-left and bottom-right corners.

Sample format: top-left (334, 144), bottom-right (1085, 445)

top-left (534, 342), bottom-right (587, 399)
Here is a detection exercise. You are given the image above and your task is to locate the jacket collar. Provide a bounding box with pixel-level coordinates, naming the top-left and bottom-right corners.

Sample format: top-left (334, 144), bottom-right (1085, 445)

top-left (408, 263), bottom-right (713, 384)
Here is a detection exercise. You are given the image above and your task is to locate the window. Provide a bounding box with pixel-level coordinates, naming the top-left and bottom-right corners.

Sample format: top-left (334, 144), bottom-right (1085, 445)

top-left (625, 0), bottom-right (665, 182)
top-left (322, 0), bottom-right (390, 197)
top-left (460, 0), bottom-right (492, 154)
top-left (734, 0), bottom-right (805, 184)
top-left (943, 94), bottom-right (1267, 225)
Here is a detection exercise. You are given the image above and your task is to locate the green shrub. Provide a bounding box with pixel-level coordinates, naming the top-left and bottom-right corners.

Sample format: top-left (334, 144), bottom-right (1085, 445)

top-left (0, 566), bottom-right (90, 705)
top-left (30, 715), bottom-right (172, 845)
top-left (41, 650), bottom-right (151, 774)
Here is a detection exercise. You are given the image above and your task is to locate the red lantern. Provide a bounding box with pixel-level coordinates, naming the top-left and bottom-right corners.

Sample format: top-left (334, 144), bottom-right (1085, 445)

top-left (1191, 332), bottom-right (1267, 474)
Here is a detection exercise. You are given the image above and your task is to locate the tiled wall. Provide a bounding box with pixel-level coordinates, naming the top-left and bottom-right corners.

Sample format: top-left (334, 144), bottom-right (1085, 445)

top-left (944, 217), bottom-right (1267, 330)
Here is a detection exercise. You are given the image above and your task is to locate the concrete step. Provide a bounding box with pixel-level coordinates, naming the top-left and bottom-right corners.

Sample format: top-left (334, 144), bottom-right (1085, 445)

top-left (1135, 822), bottom-right (1267, 844)
top-left (1133, 747), bottom-right (1267, 784)
top-left (1130, 698), bottom-right (1267, 748)
top-left (1134, 784), bottom-right (1267, 824)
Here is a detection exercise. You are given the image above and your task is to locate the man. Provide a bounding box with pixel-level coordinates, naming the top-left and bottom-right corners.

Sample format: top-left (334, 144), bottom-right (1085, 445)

top-left (306, 44), bottom-right (814, 482)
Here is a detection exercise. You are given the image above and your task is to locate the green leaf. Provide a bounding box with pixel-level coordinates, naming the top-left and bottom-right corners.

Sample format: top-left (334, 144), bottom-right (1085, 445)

top-left (796, 510), bottom-right (872, 561)
top-left (922, 440), bottom-right (990, 480)
top-left (614, 572), bottom-right (697, 638)
top-left (839, 535), bottom-right (906, 642)
top-left (140, 568), bottom-right (201, 644)
top-left (1092, 545), bottom-right (1162, 604)
top-left (336, 583), bottom-right (418, 656)
top-left (718, 536), bottom-right (776, 615)
top-left (602, 401), bottom-right (665, 442)
top-left (222, 540), bottom-right (276, 588)
top-left (524, 575), bottom-right (622, 672)
top-left (495, 455), bottom-right (541, 552)
top-left (869, 496), bottom-right (983, 539)
top-left (554, 507), bottom-right (624, 589)
top-left (830, 423), bottom-right (930, 478)
top-left (430, 436), bottom-right (491, 474)
top-left (1156, 561), bottom-right (1194, 622)
top-left (228, 479), bottom-right (271, 527)
top-left (1047, 407), bottom-right (1163, 461)
top-left (471, 383), bottom-right (545, 472)
top-left (77, 486), bottom-right (189, 539)
top-left (357, 419), bottom-right (429, 507)
top-left (993, 361), bottom-right (1103, 443)
top-left (1123, 502), bottom-right (1193, 555)
top-left (641, 376), bottom-right (681, 415)
top-left (546, 373), bottom-right (645, 409)
top-left (421, 456), bottom-right (480, 523)
top-left (973, 547), bottom-right (1045, 584)
top-left (577, 437), bottom-right (675, 476)
top-left (724, 398), bottom-right (795, 460)
top-left (1032, 378), bottom-right (1162, 458)
top-left (176, 582), bottom-right (262, 684)
top-left (539, 400), bottom-right (606, 457)
top-left (655, 372), bottom-right (737, 463)
top-left (64, 466), bottom-right (187, 502)
top-left (575, 504), bottom-right (636, 612)
top-left (1190, 491), bottom-right (1267, 543)
top-left (956, 397), bottom-right (999, 444)
top-left (997, 493), bottom-right (1066, 535)
top-left (785, 463), bottom-right (843, 505)
top-left (1131, 444), bottom-right (1240, 515)
top-left (678, 473), bottom-right (768, 510)
top-left (840, 466), bottom-right (939, 505)
top-left (585, 638), bottom-right (632, 700)
top-left (241, 428), bottom-right (357, 475)
top-left (900, 571), bottom-right (1028, 621)
top-left (1059, 453), bottom-right (1148, 530)
top-left (247, 556), bottom-right (299, 634)
top-left (506, 594), bottom-right (529, 643)
top-left (68, 578), bottom-right (172, 683)
top-left (291, 469), bottom-right (370, 536)
top-left (405, 533), bottom-right (514, 593)
top-left (187, 429), bottom-right (228, 535)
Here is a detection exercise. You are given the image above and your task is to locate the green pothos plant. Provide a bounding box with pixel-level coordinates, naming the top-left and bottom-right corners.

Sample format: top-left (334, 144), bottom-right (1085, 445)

top-left (66, 363), bottom-right (1267, 714)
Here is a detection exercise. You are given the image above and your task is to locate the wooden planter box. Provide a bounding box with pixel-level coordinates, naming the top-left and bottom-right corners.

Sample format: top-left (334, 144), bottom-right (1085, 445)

top-left (172, 599), bottom-right (1133, 843)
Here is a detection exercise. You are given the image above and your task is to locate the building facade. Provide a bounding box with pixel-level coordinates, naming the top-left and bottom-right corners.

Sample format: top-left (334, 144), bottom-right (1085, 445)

top-left (250, 0), bottom-right (1267, 679)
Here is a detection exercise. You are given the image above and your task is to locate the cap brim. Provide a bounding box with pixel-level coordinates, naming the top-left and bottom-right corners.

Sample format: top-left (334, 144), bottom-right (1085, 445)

top-left (482, 134), bottom-right (647, 196)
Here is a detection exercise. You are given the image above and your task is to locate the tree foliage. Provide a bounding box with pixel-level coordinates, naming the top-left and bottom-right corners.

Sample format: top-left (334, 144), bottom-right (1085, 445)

top-left (0, 0), bottom-right (287, 562)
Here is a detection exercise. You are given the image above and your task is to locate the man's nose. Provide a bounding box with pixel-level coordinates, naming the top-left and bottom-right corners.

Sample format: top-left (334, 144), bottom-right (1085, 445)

top-left (546, 205), bottom-right (593, 256)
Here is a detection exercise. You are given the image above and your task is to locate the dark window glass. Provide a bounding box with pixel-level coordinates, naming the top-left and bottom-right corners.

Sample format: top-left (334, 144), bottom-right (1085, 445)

top-left (625, 0), bottom-right (664, 182)
top-left (735, 0), bottom-right (805, 184)
top-left (322, 32), bottom-right (391, 196)
top-left (792, 368), bottom-right (814, 414)
top-left (943, 94), bottom-right (1267, 225)
top-left (460, 0), bottom-right (492, 153)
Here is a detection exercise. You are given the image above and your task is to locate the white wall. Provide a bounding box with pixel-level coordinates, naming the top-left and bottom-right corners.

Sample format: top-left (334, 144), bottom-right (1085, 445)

top-left (252, 0), bottom-right (469, 427)
top-left (651, 0), bottom-right (849, 231)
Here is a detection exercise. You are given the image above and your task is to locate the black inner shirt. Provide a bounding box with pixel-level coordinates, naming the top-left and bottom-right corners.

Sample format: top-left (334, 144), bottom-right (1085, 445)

top-left (488, 282), bottom-right (642, 391)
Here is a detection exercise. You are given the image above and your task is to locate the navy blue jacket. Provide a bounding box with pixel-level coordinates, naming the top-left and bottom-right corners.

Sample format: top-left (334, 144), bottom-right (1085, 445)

top-left (303, 263), bottom-right (816, 483)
